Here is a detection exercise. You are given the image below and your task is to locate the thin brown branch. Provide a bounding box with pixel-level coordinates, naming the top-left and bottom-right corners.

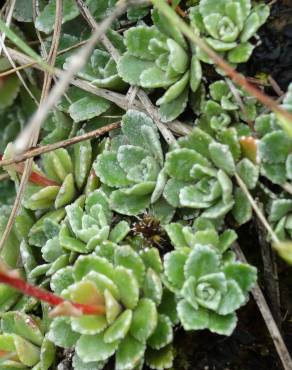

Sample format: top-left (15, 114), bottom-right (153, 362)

top-left (0, 122), bottom-right (120, 168)
top-left (255, 204), bottom-right (281, 328)
top-left (0, 62), bottom-right (36, 77)
top-left (234, 243), bottom-right (292, 370)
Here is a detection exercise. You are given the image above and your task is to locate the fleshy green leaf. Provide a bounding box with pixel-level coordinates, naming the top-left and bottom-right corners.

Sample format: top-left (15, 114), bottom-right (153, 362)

top-left (130, 298), bottom-right (158, 342)
top-left (76, 332), bottom-right (119, 363)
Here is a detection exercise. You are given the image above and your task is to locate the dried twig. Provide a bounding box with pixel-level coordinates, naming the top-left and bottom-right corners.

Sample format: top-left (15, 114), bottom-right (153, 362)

top-left (255, 205), bottom-right (282, 328)
top-left (234, 244), bottom-right (292, 370)
top-left (0, 122), bottom-right (120, 168)
top-left (0, 62), bottom-right (36, 77)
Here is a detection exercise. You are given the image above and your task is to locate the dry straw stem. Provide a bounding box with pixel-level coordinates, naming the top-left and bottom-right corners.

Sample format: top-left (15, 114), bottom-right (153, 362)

top-left (13, 0), bottom-right (128, 155)
top-left (151, 0), bottom-right (292, 126)
top-left (0, 0), bottom-right (62, 253)
top-left (235, 173), bottom-right (280, 244)
top-left (75, 0), bottom-right (177, 145)
top-left (234, 243), bottom-right (292, 370)
top-left (5, 47), bottom-right (192, 136)
top-left (0, 122), bottom-right (120, 168)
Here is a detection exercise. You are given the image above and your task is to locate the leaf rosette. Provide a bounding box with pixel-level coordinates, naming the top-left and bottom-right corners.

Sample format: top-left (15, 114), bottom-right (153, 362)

top-left (269, 199), bottom-right (292, 241)
top-left (0, 311), bottom-right (55, 370)
top-left (117, 15), bottom-right (202, 122)
top-left (48, 245), bottom-right (177, 370)
top-left (255, 84), bottom-right (292, 185)
top-left (22, 136), bottom-right (93, 211)
top-left (163, 128), bottom-right (259, 224)
top-left (94, 110), bottom-right (172, 217)
top-left (58, 189), bottom-right (130, 254)
top-left (190, 0), bottom-right (270, 65)
top-left (200, 80), bottom-right (258, 131)
top-left (163, 236), bottom-right (257, 335)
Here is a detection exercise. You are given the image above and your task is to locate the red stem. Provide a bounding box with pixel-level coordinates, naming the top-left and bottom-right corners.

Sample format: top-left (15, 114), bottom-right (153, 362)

top-left (0, 154), bottom-right (59, 187)
top-left (0, 271), bottom-right (105, 315)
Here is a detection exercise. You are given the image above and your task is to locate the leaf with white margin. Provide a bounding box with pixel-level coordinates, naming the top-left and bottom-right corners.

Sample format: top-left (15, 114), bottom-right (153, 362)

top-left (73, 255), bottom-right (115, 282)
top-left (236, 158), bottom-right (259, 189)
top-left (184, 245), bottom-right (220, 280)
top-left (48, 317), bottom-right (80, 349)
top-left (114, 245), bottom-right (146, 286)
top-left (116, 334), bottom-right (146, 370)
top-left (177, 300), bottom-right (209, 331)
top-left (103, 310), bottom-right (132, 344)
top-left (143, 268), bottom-right (163, 305)
top-left (145, 344), bottom-right (174, 370)
top-left (165, 148), bottom-right (210, 181)
top-left (223, 262), bottom-right (257, 292)
top-left (208, 311), bottom-right (237, 335)
top-left (148, 315), bottom-right (173, 350)
top-left (71, 315), bottom-right (107, 335)
top-left (94, 152), bottom-right (133, 188)
top-left (209, 142), bottom-right (236, 175)
top-left (113, 267), bottom-right (139, 310)
top-left (130, 298), bottom-right (158, 342)
top-left (164, 250), bottom-right (189, 289)
top-left (217, 280), bottom-right (246, 315)
top-left (76, 332), bottom-right (119, 363)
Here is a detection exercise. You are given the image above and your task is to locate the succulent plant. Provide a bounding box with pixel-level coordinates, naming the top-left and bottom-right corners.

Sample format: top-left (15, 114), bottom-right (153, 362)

top-left (117, 13), bottom-right (202, 122)
top-left (202, 79), bottom-right (258, 128)
top-left (0, 311), bottom-right (55, 369)
top-left (269, 199), bottom-right (292, 241)
top-left (163, 226), bottom-right (257, 335)
top-left (255, 85), bottom-right (292, 185)
top-left (190, 0), bottom-right (270, 66)
top-left (59, 189), bottom-right (130, 254)
top-left (21, 138), bottom-right (93, 211)
top-left (48, 246), bottom-right (176, 370)
top-left (70, 30), bottom-right (127, 93)
top-left (163, 127), bottom-right (259, 224)
top-left (94, 110), bottom-right (173, 218)
top-left (0, 57), bottom-right (20, 111)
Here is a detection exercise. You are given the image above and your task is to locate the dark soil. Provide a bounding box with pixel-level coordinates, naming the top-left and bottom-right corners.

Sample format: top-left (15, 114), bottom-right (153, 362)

top-left (245, 0), bottom-right (292, 91)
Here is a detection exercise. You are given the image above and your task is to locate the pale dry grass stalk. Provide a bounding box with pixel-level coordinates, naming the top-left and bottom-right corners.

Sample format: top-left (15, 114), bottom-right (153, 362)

top-left (0, 0), bottom-right (63, 252)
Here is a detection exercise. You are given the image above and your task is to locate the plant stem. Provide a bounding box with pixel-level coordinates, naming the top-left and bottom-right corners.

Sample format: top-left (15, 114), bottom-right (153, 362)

top-left (0, 270), bottom-right (105, 315)
top-left (0, 122), bottom-right (120, 168)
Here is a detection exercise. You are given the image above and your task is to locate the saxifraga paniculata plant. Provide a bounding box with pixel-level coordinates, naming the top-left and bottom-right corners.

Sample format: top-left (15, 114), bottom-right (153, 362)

top-left (94, 110), bottom-right (175, 222)
top-left (163, 125), bottom-right (259, 225)
top-left (163, 223), bottom-right (257, 335)
top-left (190, 0), bottom-right (270, 66)
top-left (0, 1), bottom-right (277, 366)
top-left (0, 310), bottom-right (55, 370)
top-left (48, 246), bottom-right (176, 370)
